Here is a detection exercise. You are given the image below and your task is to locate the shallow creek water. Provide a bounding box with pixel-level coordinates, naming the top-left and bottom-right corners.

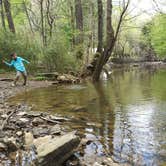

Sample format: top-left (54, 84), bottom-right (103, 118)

top-left (9, 68), bottom-right (166, 165)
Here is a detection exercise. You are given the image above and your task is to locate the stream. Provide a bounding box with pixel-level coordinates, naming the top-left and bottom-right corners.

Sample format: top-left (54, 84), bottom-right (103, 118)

top-left (9, 67), bottom-right (166, 165)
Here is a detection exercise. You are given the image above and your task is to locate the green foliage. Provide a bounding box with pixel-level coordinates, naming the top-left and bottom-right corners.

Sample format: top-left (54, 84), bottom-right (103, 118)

top-left (142, 14), bottom-right (166, 58)
top-left (150, 14), bottom-right (166, 58)
top-left (0, 30), bottom-right (78, 73)
top-left (42, 32), bottom-right (78, 72)
top-left (34, 76), bottom-right (47, 81)
top-left (0, 30), bottom-right (39, 71)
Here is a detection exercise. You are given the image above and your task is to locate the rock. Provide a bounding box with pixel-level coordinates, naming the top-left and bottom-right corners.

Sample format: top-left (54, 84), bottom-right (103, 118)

top-left (93, 162), bottom-right (102, 166)
top-left (68, 160), bottom-right (79, 166)
top-left (33, 135), bottom-right (52, 148)
top-left (32, 117), bottom-right (44, 126)
top-left (17, 111), bottom-right (27, 117)
top-left (50, 125), bottom-right (61, 135)
top-left (71, 106), bottom-right (87, 112)
top-left (50, 115), bottom-right (69, 122)
top-left (81, 138), bottom-right (93, 146)
top-left (26, 112), bottom-right (42, 118)
top-left (102, 158), bottom-right (119, 166)
top-left (52, 81), bottom-right (59, 85)
top-left (16, 131), bottom-right (23, 137)
top-left (1, 114), bottom-right (8, 119)
top-left (3, 137), bottom-right (18, 152)
top-left (24, 132), bottom-right (34, 148)
top-left (15, 117), bottom-right (29, 128)
top-left (35, 132), bottom-right (80, 166)
top-left (0, 142), bottom-right (7, 152)
top-left (87, 122), bottom-right (102, 128)
top-left (57, 74), bottom-right (80, 84)
top-left (57, 75), bottom-right (68, 82)
top-left (33, 127), bottom-right (49, 137)
top-left (19, 118), bottom-right (29, 123)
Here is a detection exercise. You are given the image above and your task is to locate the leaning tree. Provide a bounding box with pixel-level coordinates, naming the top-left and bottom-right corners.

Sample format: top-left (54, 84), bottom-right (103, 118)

top-left (82, 0), bottom-right (130, 81)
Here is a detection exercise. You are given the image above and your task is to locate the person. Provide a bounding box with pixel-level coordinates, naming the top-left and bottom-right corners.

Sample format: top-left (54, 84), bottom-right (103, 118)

top-left (3, 53), bottom-right (30, 86)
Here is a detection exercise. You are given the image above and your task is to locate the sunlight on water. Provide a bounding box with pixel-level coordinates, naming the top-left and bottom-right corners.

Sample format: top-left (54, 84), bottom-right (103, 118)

top-left (9, 68), bottom-right (166, 165)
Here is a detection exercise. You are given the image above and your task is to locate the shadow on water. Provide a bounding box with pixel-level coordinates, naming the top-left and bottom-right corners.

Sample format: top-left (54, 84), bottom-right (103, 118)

top-left (9, 67), bottom-right (166, 165)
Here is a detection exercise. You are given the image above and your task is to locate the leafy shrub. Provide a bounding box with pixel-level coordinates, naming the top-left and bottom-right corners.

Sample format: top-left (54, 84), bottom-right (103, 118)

top-left (42, 33), bottom-right (78, 72)
top-left (0, 30), bottom-right (40, 71)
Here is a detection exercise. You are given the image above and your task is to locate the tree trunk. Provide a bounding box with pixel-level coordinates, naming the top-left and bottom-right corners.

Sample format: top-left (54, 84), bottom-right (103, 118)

top-left (81, 0), bottom-right (130, 81)
top-left (69, 2), bottom-right (75, 49)
top-left (97, 0), bottom-right (103, 53)
top-left (23, 0), bottom-right (33, 33)
top-left (40, 0), bottom-right (46, 46)
top-left (106, 0), bottom-right (114, 47)
top-left (3, 0), bottom-right (15, 33)
top-left (92, 0), bottom-right (115, 81)
top-left (74, 0), bottom-right (84, 60)
top-left (75, 0), bottom-right (83, 44)
top-left (0, 0), bottom-right (6, 30)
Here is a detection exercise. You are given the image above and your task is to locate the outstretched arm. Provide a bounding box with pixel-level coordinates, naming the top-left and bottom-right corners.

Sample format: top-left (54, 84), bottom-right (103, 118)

top-left (3, 60), bottom-right (14, 67)
top-left (21, 58), bottom-right (30, 64)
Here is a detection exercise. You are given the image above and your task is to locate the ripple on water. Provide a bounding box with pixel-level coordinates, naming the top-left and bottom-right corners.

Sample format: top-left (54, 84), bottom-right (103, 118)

top-left (9, 68), bottom-right (166, 165)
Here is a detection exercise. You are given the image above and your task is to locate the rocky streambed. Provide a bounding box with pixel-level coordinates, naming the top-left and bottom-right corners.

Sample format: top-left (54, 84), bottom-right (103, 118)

top-left (0, 76), bottom-right (119, 166)
top-left (0, 79), bottom-right (81, 166)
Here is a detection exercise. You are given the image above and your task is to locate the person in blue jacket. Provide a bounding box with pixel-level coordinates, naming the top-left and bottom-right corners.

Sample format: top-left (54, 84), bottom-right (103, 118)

top-left (3, 53), bottom-right (30, 86)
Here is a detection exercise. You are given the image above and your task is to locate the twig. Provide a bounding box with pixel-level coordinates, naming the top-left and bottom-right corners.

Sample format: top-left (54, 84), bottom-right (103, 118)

top-left (1, 107), bottom-right (18, 131)
top-left (40, 116), bottom-right (60, 124)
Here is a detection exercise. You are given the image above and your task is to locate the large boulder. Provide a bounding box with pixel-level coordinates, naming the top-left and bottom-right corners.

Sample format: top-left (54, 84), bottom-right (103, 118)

top-left (34, 132), bottom-right (80, 166)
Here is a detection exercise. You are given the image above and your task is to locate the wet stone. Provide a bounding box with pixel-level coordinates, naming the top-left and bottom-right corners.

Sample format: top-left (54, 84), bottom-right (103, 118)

top-left (24, 132), bottom-right (34, 148)
top-left (16, 131), bottom-right (23, 137)
top-left (32, 117), bottom-right (44, 126)
top-left (0, 143), bottom-right (7, 152)
top-left (16, 120), bottom-right (27, 128)
top-left (50, 125), bottom-right (61, 135)
top-left (26, 112), bottom-right (42, 118)
top-left (50, 115), bottom-right (69, 122)
top-left (81, 138), bottom-right (93, 146)
top-left (33, 127), bottom-right (49, 138)
top-left (17, 111), bottom-right (27, 117)
top-left (71, 106), bottom-right (87, 112)
top-left (3, 138), bottom-right (18, 152)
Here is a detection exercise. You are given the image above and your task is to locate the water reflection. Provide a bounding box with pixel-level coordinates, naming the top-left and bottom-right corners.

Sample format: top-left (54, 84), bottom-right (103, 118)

top-left (9, 68), bottom-right (166, 165)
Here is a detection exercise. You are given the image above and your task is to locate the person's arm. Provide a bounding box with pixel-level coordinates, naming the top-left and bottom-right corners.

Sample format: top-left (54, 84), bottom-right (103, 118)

top-left (21, 57), bottom-right (30, 64)
top-left (3, 60), bottom-right (14, 67)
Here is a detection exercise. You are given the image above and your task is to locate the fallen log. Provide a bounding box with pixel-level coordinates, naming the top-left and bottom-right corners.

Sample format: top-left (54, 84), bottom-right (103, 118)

top-left (0, 78), bottom-right (13, 82)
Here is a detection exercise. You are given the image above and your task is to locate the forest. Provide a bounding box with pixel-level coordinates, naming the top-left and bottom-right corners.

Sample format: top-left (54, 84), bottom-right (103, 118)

top-left (0, 0), bottom-right (166, 166)
top-left (0, 0), bottom-right (165, 80)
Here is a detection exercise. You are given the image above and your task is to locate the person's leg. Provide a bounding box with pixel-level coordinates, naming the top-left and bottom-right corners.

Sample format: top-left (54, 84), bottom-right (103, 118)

top-left (13, 71), bottom-right (20, 86)
top-left (22, 71), bottom-right (27, 86)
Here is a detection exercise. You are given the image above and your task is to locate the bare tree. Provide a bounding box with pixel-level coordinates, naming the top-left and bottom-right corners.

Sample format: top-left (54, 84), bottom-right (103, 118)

top-left (22, 0), bottom-right (33, 33)
top-left (75, 0), bottom-right (83, 44)
top-left (39, 0), bottom-right (46, 46)
top-left (3, 0), bottom-right (15, 33)
top-left (46, 0), bottom-right (55, 38)
top-left (0, 0), bottom-right (6, 30)
top-left (152, 0), bottom-right (165, 14)
top-left (82, 0), bottom-right (130, 81)
top-left (96, 0), bottom-right (103, 53)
